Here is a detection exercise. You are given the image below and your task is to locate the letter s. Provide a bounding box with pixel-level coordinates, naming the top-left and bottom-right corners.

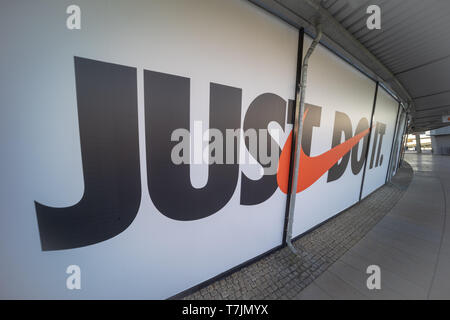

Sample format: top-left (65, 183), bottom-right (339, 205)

top-left (144, 70), bottom-right (242, 221)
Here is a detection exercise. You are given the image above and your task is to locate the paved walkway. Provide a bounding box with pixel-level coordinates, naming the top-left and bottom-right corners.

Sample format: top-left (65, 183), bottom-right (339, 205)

top-left (183, 157), bottom-right (416, 300)
top-left (298, 153), bottom-right (450, 299)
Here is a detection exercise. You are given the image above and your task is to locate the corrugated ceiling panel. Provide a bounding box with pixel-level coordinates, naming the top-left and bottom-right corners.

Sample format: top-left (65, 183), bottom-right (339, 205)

top-left (320, 0), bottom-right (450, 131)
top-left (252, 0), bottom-right (450, 130)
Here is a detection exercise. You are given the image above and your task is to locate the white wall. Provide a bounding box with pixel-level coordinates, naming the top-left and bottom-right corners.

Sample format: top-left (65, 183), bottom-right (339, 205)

top-left (0, 0), bottom-right (298, 299)
top-left (0, 0), bottom-right (401, 299)
top-left (361, 87), bottom-right (399, 198)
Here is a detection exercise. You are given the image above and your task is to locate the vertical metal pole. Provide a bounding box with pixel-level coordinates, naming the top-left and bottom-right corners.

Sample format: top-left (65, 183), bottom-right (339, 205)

top-left (285, 24), bottom-right (322, 255)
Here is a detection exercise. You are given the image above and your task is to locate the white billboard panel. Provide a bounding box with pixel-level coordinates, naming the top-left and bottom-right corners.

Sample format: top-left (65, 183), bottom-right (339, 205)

top-left (0, 0), bottom-right (298, 299)
top-left (290, 36), bottom-right (377, 237)
top-left (361, 87), bottom-right (400, 198)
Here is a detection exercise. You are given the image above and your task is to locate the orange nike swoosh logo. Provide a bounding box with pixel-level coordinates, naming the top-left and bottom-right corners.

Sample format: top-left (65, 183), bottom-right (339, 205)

top-left (277, 109), bottom-right (370, 194)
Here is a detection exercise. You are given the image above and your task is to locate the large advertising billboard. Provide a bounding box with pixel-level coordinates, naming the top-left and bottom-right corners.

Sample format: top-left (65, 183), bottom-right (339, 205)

top-left (0, 0), bottom-right (401, 299)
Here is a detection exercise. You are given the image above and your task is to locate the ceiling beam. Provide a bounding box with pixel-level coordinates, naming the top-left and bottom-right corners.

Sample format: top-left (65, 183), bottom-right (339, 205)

top-left (248, 0), bottom-right (413, 108)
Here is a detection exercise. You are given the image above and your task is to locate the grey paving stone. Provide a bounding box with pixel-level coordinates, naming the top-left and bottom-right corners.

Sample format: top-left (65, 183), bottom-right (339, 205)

top-left (368, 227), bottom-right (438, 261)
top-left (428, 252), bottom-right (450, 299)
top-left (349, 239), bottom-right (434, 289)
top-left (326, 261), bottom-right (405, 300)
top-left (313, 270), bottom-right (369, 300)
top-left (340, 251), bottom-right (428, 299)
